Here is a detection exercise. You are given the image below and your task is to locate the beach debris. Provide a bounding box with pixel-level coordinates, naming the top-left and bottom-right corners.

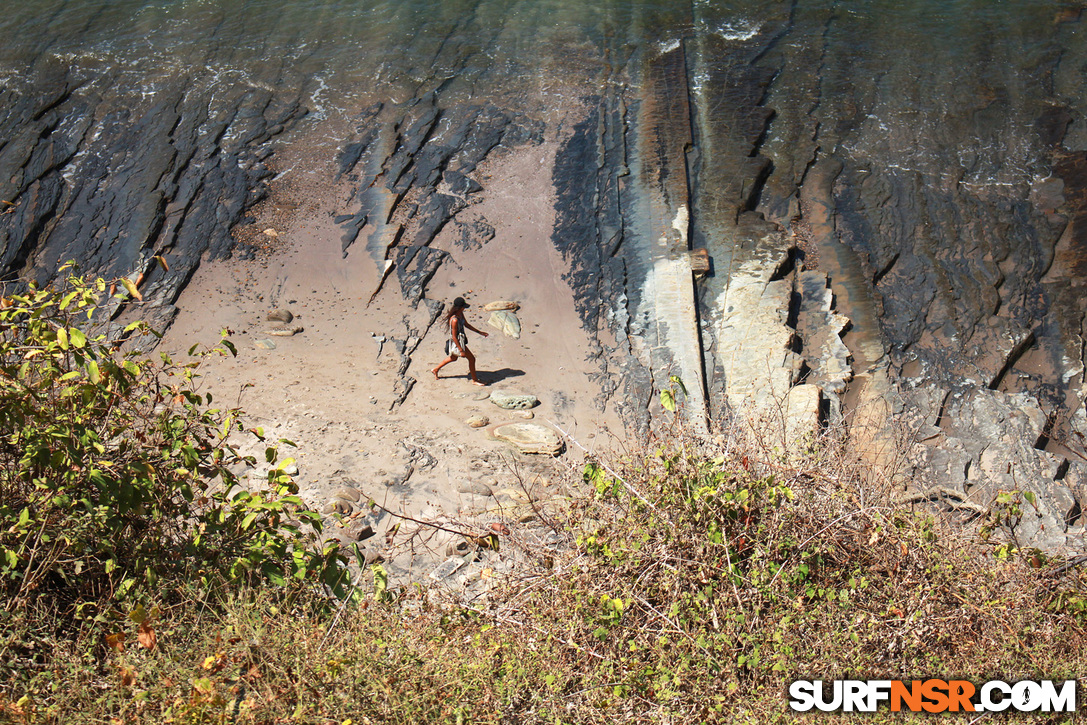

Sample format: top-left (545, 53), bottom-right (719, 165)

top-left (517, 410), bottom-right (534, 419)
top-left (446, 541), bottom-right (470, 556)
top-left (488, 310), bottom-right (521, 338)
top-left (466, 414), bottom-right (490, 428)
top-left (489, 422), bottom-right (563, 455)
top-left (489, 390), bottom-right (538, 410)
top-left (265, 325), bottom-right (304, 337)
top-left (396, 439), bottom-right (437, 470)
top-left (254, 338), bottom-right (277, 350)
top-left (262, 228), bottom-right (279, 238)
top-left (483, 300), bottom-right (520, 312)
top-left (267, 308), bottom-right (294, 323)
top-left (430, 557), bottom-right (467, 581)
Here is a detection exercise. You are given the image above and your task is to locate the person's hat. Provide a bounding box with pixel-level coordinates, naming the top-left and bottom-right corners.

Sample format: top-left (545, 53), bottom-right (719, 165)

top-left (453, 296), bottom-right (470, 308)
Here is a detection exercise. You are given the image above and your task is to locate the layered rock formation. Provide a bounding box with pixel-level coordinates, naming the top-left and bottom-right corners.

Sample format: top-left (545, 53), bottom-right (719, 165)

top-left (2, 0), bottom-right (1086, 551)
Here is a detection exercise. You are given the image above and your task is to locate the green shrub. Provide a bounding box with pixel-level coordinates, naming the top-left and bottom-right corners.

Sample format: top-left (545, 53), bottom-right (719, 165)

top-left (0, 266), bottom-right (345, 631)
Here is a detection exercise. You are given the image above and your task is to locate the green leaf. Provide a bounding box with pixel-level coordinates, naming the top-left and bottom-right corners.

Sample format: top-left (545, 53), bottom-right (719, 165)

top-left (669, 374), bottom-right (688, 397)
top-left (660, 389), bottom-right (676, 412)
top-left (56, 327), bottom-right (69, 350)
top-left (372, 563), bottom-right (389, 602)
top-left (117, 578), bottom-right (137, 598)
top-left (69, 328), bottom-right (86, 348)
top-left (87, 359), bottom-right (101, 384)
top-left (128, 604), bottom-right (147, 624)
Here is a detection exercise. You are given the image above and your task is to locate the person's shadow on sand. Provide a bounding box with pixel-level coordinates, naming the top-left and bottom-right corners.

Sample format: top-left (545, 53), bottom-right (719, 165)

top-left (478, 368), bottom-right (524, 385)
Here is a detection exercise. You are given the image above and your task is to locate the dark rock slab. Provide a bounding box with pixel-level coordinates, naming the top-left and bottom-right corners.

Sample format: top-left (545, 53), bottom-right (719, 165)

top-left (0, 62), bottom-right (305, 324)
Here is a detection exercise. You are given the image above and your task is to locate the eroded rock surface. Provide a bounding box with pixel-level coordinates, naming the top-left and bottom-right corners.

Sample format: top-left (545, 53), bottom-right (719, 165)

top-left (5, 0), bottom-right (1087, 552)
top-left (489, 422), bottom-right (563, 455)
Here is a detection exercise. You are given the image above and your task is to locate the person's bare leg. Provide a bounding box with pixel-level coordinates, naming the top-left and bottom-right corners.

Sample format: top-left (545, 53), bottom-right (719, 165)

top-left (465, 350), bottom-right (485, 385)
top-left (432, 355), bottom-right (456, 379)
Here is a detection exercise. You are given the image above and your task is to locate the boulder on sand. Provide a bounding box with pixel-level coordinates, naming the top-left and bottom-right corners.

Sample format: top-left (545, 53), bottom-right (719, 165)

top-left (488, 310), bottom-right (521, 339)
top-left (489, 422), bottom-right (563, 455)
top-left (489, 390), bottom-right (538, 409)
top-left (483, 300), bottom-right (520, 311)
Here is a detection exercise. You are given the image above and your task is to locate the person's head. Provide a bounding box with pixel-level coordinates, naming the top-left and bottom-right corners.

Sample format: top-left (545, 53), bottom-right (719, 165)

top-left (445, 296), bottom-right (469, 320)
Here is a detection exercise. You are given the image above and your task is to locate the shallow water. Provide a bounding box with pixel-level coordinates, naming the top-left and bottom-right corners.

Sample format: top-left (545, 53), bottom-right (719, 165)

top-left (3, 1), bottom-right (1072, 128)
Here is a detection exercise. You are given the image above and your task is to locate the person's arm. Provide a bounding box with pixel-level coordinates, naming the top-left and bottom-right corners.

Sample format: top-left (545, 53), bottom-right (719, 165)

top-left (462, 318), bottom-right (489, 337)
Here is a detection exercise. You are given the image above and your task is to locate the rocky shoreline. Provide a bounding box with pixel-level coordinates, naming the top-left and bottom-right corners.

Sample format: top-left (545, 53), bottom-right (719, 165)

top-left (2, 1), bottom-right (1086, 559)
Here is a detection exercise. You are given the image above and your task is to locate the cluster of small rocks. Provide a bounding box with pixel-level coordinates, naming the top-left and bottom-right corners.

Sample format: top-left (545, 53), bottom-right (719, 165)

top-left (456, 388), bottom-right (565, 455)
top-left (318, 481), bottom-right (386, 567)
top-left (265, 308), bottom-right (304, 337)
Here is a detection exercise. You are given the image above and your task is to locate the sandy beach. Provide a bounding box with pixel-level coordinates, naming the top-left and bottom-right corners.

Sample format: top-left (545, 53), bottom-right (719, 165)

top-left (159, 127), bottom-right (625, 584)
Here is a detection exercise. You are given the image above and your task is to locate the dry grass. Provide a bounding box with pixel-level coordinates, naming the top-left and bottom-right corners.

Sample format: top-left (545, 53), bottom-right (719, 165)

top-left (3, 422), bottom-right (1086, 724)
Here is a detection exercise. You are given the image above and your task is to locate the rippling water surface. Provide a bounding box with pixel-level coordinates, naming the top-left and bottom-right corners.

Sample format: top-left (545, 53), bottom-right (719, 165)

top-left (2, 1), bottom-right (1073, 134)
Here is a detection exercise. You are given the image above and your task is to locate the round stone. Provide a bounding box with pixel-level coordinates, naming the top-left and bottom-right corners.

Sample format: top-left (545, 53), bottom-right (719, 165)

top-left (333, 486), bottom-right (362, 502)
top-left (456, 481), bottom-right (493, 496)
